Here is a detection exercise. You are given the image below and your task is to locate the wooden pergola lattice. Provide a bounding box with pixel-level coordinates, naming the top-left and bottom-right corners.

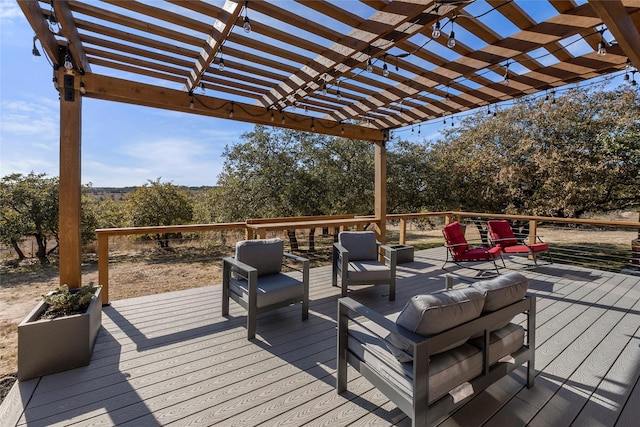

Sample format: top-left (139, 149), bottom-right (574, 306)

top-left (16, 0), bottom-right (640, 288)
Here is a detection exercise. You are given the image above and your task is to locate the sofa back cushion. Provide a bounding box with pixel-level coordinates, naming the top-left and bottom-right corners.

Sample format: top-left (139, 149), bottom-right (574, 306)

top-left (338, 231), bottom-right (377, 261)
top-left (235, 238), bottom-right (284, 277)
top-left (471, 272), bottom-right (529, 312)
top-left (397, 287), bottom-right (485, 336)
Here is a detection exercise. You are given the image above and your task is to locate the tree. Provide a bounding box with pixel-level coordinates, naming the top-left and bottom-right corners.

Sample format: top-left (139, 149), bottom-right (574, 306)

top-left (432, 85), bottom-right (640, 217)
top-left (125, 179), bottom-right (194, 247)
top-left (0, 172), bottom-right (59, 264)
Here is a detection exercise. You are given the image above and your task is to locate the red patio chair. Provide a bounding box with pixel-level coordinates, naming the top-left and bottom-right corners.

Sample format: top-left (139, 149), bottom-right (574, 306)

top-left (442, 221), bottom-right (503, 275)
top-left (487, 220), bottom-right (552, 267)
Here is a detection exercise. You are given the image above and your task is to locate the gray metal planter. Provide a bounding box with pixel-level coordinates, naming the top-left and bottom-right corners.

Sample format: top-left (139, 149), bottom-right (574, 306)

top-left (18, 286), bottom-right (102, 381)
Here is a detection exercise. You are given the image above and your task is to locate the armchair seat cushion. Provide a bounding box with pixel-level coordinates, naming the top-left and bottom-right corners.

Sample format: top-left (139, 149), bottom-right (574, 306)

top-left (347, 260), bottom-right (392, 282)
top-left (501, 242), bottom-right (549, 253)
top-left (230, 272), bottom-right (304, 308)
top-left (457, 246), bottom-right (501, 261)
top-left (349, 322), bottom-right (483, 404)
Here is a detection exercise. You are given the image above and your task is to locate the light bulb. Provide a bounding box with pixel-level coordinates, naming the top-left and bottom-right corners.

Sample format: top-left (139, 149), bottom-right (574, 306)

top-left (243, 16), bottom-right (251, 33)
top-left (336, 89), bottom-right (341, 100)
top-left (52, 76), bottom-right (59, 90)
top-left (218, 57), bottom-right (225, 71)
top-left (200, 82), bottom-right (205, 94)
top-left (366, 59), bottom-right (373, 73)
top-left (597, 40), bottom-right (606, 56)
top-left (382, 63), bottom-right (389, 77)
top-left (64, 54), bottom-right (73, 71)
top-left (189, 99), bottom-right (194, 109)
top-left (624, 73), bottom-right (630, 82)
top-left (79, 81), bottom-right (86, 95)
top-left (432, 21), bottom-right (441, 39)
top-left (447, 31), bottom-right (456, 48)
top-left (322, 84), bottom-right (327, 96)
top-left (229, 108), bottom-right (234, 118)
top-left (270, 111), bottom-right (274, 122)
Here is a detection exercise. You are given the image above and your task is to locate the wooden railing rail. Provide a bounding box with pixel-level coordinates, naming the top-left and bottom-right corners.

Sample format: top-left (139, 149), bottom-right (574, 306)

top-left (387, 211), bottom-right (640, 245)
top-left (95, 212), bottom-right (639, 304)
top-left (96, 223), bottom-right (246, 305)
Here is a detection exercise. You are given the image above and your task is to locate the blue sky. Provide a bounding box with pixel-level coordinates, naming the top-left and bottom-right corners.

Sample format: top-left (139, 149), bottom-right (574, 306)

top-left (0, 1), bottom-right (443, 188)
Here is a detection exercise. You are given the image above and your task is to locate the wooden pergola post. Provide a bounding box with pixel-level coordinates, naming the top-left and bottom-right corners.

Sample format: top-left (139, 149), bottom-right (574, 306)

top-left (58, 67), bottom-right (83, 289)
top-left (374, 141), bottom-right (387, 243)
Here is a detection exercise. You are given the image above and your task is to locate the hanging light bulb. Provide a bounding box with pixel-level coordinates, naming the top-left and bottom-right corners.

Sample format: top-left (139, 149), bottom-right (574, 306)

top-left (270, 110), bottom-right (275, 122)
top-left (243, 1), bottom-right (251, 33)
top-left (48, 0), bottom-right (61, 33)
top-left (281, 111), bottom-right (285, 124)
top-left (631, 70), bottom-right (638, 86)
top-left (52, 75), bottom-right (59, 90)
top-left (229, 102), bottom-right (235, 118)
top-left (597, 27), bottom-right (607, 56)
top-left (311, 118), bottom-right (315, 132)
top-left (32, 35), bottom-right (41, 57)
top-left (200, 82), bottom-right (205, 94)
top-left (503, 63), bottom-right (510, 86)
top-left (79, 81), bottom-right (86, 95)
top-left (624, 72), bottom-right (630, 82)
top-left (366, 58), bottom-right (373, 73)
top-left (189, 91), bottom-right (194, 109)
top-left (431, 5), bottom-right (441, 39)
top-left (447, 17), bottom-right (456, 48)
top-left (322, 84), bottom-right (327, 96)
top-left (382, 62), bottom-right (389, 77)
top-left (418, 124), bottom-right (421, 135)
top-left (341, 124), bottom-right (344, 135)
top-left (336, 80), bottom-right (341, 100)
top-left (63, 49), bottom-right (73, 71)
top-left (432, 20), bottom-right (441, 39)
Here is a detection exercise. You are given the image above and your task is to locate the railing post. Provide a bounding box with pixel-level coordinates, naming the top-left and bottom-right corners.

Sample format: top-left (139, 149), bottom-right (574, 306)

top-left (399, 217), bottom-right (407, 245)
top-left (529, 220), bottom-right (538, 245)
top-left (97, 232), bottom-right (109, 305)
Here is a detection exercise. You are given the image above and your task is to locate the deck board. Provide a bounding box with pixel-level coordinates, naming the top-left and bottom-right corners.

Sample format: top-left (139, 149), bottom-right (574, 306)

top-left (2, 248), bottom-right (640, 426)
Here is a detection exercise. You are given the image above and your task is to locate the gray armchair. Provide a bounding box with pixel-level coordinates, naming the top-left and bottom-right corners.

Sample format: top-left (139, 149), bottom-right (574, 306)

top-left (332, 231), bottom-right (397, 301)
top-left (222, 238), bottom-right (309, 339)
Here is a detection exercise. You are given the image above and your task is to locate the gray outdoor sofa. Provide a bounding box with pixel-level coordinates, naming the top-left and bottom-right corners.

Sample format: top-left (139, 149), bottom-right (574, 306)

top-left (337, 272), bottom-right (536, 426)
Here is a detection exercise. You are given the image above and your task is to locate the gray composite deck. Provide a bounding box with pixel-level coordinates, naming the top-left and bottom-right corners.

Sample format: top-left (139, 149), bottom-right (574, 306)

top-left (2, 247), bottom-right (640, 426)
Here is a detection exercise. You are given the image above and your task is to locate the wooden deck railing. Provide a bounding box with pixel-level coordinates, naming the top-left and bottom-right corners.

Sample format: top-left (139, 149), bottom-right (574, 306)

top-left (95, 212), bottom-right (640, 304)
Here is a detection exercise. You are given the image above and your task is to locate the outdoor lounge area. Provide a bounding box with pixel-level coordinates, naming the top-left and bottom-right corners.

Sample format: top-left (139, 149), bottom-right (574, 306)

top-left (2, 246), bottom-right (639, 426)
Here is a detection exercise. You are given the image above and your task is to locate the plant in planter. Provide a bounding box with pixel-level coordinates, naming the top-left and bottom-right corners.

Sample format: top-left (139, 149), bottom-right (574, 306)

top-left (18, 283), bottom-right (102, 381)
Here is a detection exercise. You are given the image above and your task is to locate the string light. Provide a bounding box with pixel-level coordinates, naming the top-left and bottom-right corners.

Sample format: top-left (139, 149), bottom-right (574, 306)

top-left (382, 62), bottom-right (389, 77)
top-left (336, 80), bottom-right (341, 100)
top-left (366, 58), bottom-right (373, 73)
top-left (63, 45), bottom-right (73, 71)
top-left (281, 111), bottom-right (285, 124)
top-left (631, 70), bottom-right (638, 87)
top-left (503, 62), bottom-right (510, 86)
top-left (200, 81), bottom-right (205, 94)
top-left (431, 5), bottom-right (441, 39)
top-left (243, 1), bottom-right (251, 33)
top-left (447, 17), bottom-right (456, 48)
top-left (48, 0), bottom-right (61, 33)
top-left (270, 109), bottom-right (275, 122)
top-left (229, 101), bottom-right (234, 118)
top-left (189, 91), bottom-right (194, 109)
top-left (597, 27), bottom-right (607, 56)
top-left (79, 81), bottom-right (86, 95)
top-left (311, 118), bottom-right (315, 131)
top-left (218, 48), bottom-right (225, 71)
top-left (32, 35), bottom-right (41, 56)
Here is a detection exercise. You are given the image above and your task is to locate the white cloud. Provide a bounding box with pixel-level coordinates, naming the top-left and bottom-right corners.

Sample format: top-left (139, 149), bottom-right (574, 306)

top-left (0, 0), bottom-right (23, 21)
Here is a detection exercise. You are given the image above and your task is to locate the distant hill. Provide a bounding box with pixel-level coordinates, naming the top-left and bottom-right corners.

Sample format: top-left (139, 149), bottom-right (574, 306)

top-left (88, 186), bottom-right (216, 201)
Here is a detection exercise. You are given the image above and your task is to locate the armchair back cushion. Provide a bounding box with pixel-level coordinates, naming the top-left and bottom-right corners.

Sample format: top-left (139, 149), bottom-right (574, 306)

top-left (339, 231), bottom-right (377, 261)
top-left (442, 222), bottom-right (469, 257)
top-left (235, 238), bottom-right (284, 277)
top-left (487, 220), bottom-right (519, 247)
top-left (471, 272), bottom-right (529, 312)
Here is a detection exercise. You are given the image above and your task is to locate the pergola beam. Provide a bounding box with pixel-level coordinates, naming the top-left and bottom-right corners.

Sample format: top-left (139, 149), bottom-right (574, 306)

top-left (80, 73), bottom-right (388, 143)
top-left (588, 0), bottom-right (640, 68)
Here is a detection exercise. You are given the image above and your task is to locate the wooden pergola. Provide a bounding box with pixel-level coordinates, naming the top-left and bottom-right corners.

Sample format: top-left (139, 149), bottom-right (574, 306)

top-left (16, 0), bottom-right (640, 288)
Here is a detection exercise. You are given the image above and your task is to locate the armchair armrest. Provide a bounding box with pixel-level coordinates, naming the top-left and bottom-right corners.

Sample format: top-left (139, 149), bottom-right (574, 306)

top-left (222, 256), bottom-right (257, 281)
top-left (377, 243), bottom-right (398, 266)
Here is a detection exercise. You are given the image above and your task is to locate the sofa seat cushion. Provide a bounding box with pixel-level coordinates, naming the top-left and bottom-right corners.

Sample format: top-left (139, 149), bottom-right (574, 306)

top-left (468, 323), bottom-right (525, 366)
top-left (229, 272), bottom-right (303, 308)
top-left (471, 272), bottom-right (529, 313)
top-left (349, 321), bottom-right (483, 404)
top-left (347, 260), bottom-right (391, 282)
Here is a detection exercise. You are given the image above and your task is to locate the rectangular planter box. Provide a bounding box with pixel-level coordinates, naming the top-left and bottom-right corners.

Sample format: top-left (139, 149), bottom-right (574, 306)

top-left (391, 245), bottom-right (414, 264)
top-left (18, 286), bottom-right (102, 381)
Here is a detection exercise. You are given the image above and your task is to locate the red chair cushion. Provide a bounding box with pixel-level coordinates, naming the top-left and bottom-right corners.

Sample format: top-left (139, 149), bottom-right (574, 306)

top-left (487, 220), bottom-right (519, 247)
top-left (502, 242), bottom-right (549, 254)
top-left (456, 246), bottom-right (502, 261)
top-left (442, 222), bottom-right (469, 257)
